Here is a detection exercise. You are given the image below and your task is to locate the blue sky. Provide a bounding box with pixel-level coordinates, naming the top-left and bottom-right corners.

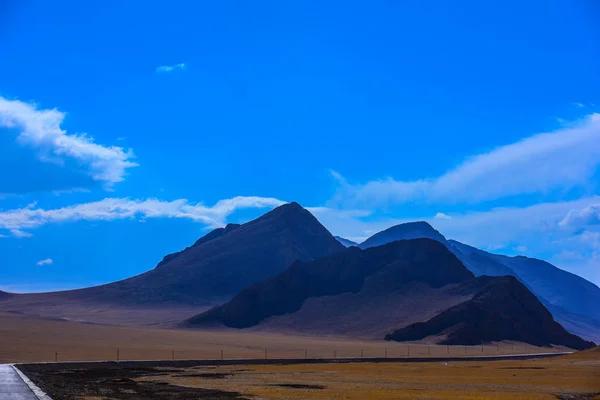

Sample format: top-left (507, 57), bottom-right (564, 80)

top-left (1, 0), bottom-right (600, 291)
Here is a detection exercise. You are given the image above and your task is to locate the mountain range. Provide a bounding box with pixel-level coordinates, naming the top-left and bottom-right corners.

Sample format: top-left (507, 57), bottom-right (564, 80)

top-left (352, 222), bottom-right (600, 342)
top-left (186, 238), bottom-right (593, 349)
top-left (1, 202), bottom-right (598, 348)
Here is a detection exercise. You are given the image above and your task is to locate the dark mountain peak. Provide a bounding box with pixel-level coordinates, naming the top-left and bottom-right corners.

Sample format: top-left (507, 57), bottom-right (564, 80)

top-left (385, 275), bottom-right (596, 350)
top-left (261, 201), bottom-right (308, 219)
top-left (360, 221), bottom-right (447, 249)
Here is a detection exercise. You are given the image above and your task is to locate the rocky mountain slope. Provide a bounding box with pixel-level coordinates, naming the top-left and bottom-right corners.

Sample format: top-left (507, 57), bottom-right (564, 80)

top-left (359, 222), bottom-right (600, 342)
top-left (0, 202), bottom-right (344, 324)
top-left (185, 239), bottom-right (594, 349)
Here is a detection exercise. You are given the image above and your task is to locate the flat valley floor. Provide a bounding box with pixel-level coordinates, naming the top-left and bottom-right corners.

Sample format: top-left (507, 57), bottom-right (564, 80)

top-left (0, 312), bottom-right (570, 364)
top-left (18, 348), bottom-right (600, 400)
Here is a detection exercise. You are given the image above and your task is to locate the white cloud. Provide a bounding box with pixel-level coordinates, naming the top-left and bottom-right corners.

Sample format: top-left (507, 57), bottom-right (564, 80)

top-left (10, 229), bottom-right (33, 238)
top-left (36, 258), bottom-right (53, 267)
top-left (0, 97), bottom-right (138, 187)
top-left (156, 63), bottom-right (186, 73)
top-left (331, 113), bottom-right (600, 207)
top-left (559, 204), bottom-right (600, 229)
top-left (0, 196), bottom-right (285, 237)
top-left (434, 212), bottom-right (452, 220)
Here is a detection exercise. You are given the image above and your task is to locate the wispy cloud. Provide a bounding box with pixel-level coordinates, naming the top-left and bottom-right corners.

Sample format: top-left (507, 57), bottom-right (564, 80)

top-left (559, 204), bottom-right (600, 229)
top-left (331, 113), bottom-right (600, 207)
top-left (156, 63), bottom-right (186, 73)
top-left (0, 97), bottom-right (138, 187)
top-left (0, 196), bottom-right (285, 238)
top-left (434, 212), bottom-right (452, 220)
top-left (36, 258), bottom-right (53, 266)
top-left (10, 229), bottom-right (33, 238)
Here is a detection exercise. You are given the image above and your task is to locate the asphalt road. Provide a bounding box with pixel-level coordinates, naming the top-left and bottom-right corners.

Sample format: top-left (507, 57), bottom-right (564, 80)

top-left (0, 364), bottom-right (38, 400)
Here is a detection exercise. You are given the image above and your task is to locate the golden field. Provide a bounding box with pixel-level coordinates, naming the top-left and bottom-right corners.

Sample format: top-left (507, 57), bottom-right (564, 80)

top-left (138, 348), bottom-right (600, 399)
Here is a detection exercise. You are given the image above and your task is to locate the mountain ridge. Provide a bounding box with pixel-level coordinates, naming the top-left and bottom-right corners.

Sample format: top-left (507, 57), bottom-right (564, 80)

top-left (184, 238), bottom-right (593, 349)
top-left (0, 202), bottom-right (345, 325)
top-left (358, 221), bottom-right (600, 342)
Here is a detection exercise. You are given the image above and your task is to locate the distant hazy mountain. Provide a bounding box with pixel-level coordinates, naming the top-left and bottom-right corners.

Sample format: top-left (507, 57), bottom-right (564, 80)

top-left (0, 203), bottom-right (345, 322)
top-left (186, 239), bottom-right (594, 349)
top-left (334, 236), bottom-right (358, 247)
top-left (359, 222), bottom-right (600, 342)
top-left (359, 221), bottom-right (448, 249)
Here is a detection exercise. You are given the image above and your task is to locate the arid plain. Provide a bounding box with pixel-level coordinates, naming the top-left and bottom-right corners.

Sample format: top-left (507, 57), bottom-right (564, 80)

top-left (0, 312), bottom-right (568, 364)
top-left (18, 348), bottom-right (600, 400)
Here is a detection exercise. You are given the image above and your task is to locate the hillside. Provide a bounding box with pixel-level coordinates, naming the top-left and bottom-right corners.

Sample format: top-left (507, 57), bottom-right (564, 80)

top-left (385, 276), bottom-right (595, 349)
top-left (359, 222), bottom-right (600, 342)
top-left (0, 202), bottom-right (344, 324)
top-left (185, 239), bottom-right (593, 349)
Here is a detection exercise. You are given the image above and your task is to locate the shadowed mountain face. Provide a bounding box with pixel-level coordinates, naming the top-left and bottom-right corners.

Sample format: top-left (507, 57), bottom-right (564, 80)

top-left (334, 236), bottom-right (358, 247)
top-left (185, 239), bottom-right (474, 330)
top-left (359, 222), bottom-right (600, 342)
top-left (0, 202), bottom-right (345, 315)
top-left (185, 239), bottom-right (593, 349)
top-left (385, 276), bottom-right (595, 350)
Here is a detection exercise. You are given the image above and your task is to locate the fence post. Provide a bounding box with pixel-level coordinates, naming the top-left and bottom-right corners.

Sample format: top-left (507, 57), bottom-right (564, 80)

top-left (117, 349), bottom-right (120, 361)
top-left (54, 352), bottom-right (57, 362)
top-left (333, 350), bottom-right (336, 359)
top-left (447, 345), bottom-right (449, 355)
top-left (385, 348), bottom-right (387, 358)
top-left (172, 350), bottom-right (174, 361)
top-left (360, 349), bottom-right (363, 359)
top-left (265, 348), bottom-right (267, 359)
top-left (428, 346), bottom-right (430, 355)
top-left (304, 349), bottom-right (307, 359)
top-left (497, 343), bottom-right (499, 353)
top-left (407, 347), bottom-right (410, 357)
top-left (464, 345), bottom-right (467, 354)
top-left (221, 349), bottom-right (223, 360)
top-left (481, 344), bottom-right (483, 353)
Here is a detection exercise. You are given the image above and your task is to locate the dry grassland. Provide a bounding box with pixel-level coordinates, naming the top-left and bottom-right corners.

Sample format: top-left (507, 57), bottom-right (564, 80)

top-left (139, 348), bottom-right (600, 399)
top-left (0, 312), bottom-right (569, 364)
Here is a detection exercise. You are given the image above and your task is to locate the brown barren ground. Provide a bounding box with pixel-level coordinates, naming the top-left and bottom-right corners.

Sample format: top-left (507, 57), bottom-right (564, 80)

top-left (19, 349), bottom-right (600, 400)
top-left (0, 312), bottom-right (570, 364)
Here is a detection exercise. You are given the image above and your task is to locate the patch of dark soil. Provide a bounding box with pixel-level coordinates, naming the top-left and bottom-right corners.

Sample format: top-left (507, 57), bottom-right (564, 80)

top-left (272, 383), bottom-right (326, 389)
top-left (499, 367), bottom-right (546, 370)
top-left (173, 373), bottom-right (231, 379)
top-left (555, 393), bottom-right (600, 400)
top-left (19, 365), bottom-right (249, 399)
